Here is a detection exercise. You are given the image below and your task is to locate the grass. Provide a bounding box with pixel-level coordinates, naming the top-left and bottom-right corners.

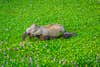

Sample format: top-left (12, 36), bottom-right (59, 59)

top-left (0, 0), bottom-right (100, 66)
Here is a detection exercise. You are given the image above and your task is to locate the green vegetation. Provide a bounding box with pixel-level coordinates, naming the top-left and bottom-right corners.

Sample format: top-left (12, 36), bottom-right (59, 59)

top-left (0, 0), bottom-right (99, 66)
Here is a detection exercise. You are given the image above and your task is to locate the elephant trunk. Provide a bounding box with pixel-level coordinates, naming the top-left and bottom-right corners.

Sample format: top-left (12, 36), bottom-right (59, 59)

top-left (22, 32), bottom-right (28, 41)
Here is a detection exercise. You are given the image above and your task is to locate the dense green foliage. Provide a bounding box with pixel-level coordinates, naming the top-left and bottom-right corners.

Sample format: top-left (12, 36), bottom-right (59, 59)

top-left (0, 0), bottom-right (100, 66)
